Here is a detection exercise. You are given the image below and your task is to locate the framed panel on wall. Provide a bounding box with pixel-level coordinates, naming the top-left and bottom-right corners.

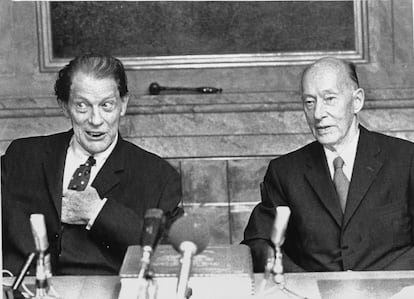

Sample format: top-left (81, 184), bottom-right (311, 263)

top-left (37, 1), bottom-right (368, 71)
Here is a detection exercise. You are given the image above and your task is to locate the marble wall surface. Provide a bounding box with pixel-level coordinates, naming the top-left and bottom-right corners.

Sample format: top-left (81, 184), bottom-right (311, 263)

top-left (1, 93), bottom-right (414, 245)
top-left (1, 0), bottom-right (414, 245)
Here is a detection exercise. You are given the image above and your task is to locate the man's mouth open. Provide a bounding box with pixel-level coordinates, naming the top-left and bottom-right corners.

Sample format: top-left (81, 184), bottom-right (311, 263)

top-left (86, 131), bottom-right (105, 139)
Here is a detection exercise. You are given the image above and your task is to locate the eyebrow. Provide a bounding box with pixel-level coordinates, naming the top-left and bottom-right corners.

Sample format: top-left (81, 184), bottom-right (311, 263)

top-left (301, 93), bottom-right (316, 99)
top-left (302, 88), bottom-right (339, 96)
top-left (73, 95), bottom-right (116, 102)
top-left (321, 89), bottom-right (339, 94)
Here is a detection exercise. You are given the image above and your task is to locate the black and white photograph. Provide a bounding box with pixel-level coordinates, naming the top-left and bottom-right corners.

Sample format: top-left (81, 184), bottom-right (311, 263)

top-left (2, 1), bottom-right (414, 298)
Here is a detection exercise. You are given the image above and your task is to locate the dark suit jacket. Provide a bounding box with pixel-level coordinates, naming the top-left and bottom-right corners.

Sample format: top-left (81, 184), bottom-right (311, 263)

top-left (243, 126), bottom-right (414, 272)
top-left (2, 130), bottom-right (182, 275)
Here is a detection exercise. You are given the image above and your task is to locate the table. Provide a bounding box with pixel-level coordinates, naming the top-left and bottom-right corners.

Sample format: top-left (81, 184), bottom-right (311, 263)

top-left (262, 271), bottom-right (414, 299)
top-left (3, 276), bottom-right (120, 299)
top-left (4, 271), bottom-right (414, 299)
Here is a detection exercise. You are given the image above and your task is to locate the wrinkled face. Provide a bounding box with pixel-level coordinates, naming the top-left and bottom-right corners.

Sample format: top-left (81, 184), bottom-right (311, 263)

top-left (301, 64), bottom-right (364, 151)
top-left (59, 72), bottom-right (129, 155)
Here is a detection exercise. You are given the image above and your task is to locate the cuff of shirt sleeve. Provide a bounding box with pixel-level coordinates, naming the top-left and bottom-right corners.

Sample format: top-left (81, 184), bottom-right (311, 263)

top-left (86, 197), bottom-right (108, 230)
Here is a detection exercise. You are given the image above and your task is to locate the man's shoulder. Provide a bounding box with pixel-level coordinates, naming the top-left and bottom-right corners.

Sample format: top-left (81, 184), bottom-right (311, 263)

top-left (270, 141), bottom-right (319, 164)
top-left (367, 130), bottom-right (414, 147)
top-left (362, 129), bottom-right (414, 157)
top-left (4, 131), bottom-right (71, 155)
top-left (119, 138), bottom-right (164, 160)
top-left (266, 141), bottom-right (319, 175)
top-left (117, 139), bottom-right (177, 173)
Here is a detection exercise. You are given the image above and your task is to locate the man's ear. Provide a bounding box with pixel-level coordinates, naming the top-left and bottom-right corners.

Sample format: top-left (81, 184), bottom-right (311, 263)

top-left (120, 95), bottom-right (129, 116)
top-left (58, 99), bottom-right (70, 118)
top-left (352, 88), bottom-right (365, 114)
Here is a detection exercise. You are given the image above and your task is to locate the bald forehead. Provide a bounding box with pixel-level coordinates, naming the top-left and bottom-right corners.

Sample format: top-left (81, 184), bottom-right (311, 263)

top-left (301, 58), bottom-right (357, 91)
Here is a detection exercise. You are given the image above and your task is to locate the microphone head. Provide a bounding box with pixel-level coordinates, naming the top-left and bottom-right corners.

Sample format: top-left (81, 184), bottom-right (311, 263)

top-left (30, 214), bottom-right (49, 252)
top-left (168, 214), bottom-right (210, 255)
top-left (271, 206), bottom-right (291, 248)
top-left (141, 208), bottom-right (165, 249)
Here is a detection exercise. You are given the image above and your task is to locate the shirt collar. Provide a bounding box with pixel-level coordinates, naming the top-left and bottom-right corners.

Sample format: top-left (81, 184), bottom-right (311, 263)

top-left (324, 128), bottom-right (360, 179)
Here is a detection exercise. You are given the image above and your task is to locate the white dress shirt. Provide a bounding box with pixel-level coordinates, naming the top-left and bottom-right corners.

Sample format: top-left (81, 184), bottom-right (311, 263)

top-left (62, 134), bottom-right (118, 229)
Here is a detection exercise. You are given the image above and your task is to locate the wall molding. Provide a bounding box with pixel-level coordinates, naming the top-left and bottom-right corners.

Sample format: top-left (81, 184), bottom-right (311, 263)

top-left (1, 93), bottom-right (414, 119)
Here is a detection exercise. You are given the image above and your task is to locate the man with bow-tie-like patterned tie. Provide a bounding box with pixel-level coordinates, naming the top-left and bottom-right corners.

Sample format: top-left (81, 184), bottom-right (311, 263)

top-left (243, 57), bottom-right (414, 273)
top-left (2, 53), bottom-right (183, 275)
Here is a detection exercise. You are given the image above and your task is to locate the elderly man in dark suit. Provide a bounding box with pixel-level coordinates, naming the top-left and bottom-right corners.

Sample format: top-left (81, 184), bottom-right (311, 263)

top-left (243, 57), bottom-right (414, 272)
top-left (2, 53), bottom-right (183, 275)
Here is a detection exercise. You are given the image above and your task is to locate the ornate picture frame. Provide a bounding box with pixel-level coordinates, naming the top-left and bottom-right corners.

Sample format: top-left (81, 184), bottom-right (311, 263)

top-left (37, 1), bottom-right (368, 71)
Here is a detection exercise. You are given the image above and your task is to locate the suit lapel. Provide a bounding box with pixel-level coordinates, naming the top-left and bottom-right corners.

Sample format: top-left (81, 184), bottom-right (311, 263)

top-left (304, 142), bottom-right (343, 227)
top-left (343, 127), bottom-right (382, 228)
top-left (92, 136), bottom-right (125, 197)
top-left (43, 130), bottom-right (72, 218)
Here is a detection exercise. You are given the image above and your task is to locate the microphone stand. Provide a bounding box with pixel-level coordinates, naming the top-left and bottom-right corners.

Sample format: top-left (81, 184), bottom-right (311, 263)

top-left (262, 206), bottom-right (307, 299)
top-left (30, 251), bottom-right (60, 299)
top-left (135, 208), bottom-right (164, 299)
top-left (260, 246), bottom-right (307, 299)
top-left (134, 245), bottom-right (158, 299)
top-left (272, 246), bottom-right (285, 285)
top-left (145, 270), bottom-right (157, 299)
top-left (168, 214), bottom-right (210, 299)
top-left (136, 268), bottom-right (158, 299)
top-left (29, 214), bottom-right (60, 299)
top-left (138, 246), bottom-right (152, 280)
top-left (176, 241), bottom-right (197, 299)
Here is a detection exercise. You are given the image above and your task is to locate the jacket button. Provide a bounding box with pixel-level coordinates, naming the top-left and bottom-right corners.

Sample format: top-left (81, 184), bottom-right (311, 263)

top-left (55, 234), bottom-right (59, 238)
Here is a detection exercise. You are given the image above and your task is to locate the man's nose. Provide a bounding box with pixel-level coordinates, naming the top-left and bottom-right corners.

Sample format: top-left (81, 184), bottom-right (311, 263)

top-left (313, 99), bottom-right (327, 120)
top-left (89, 107), bottom-right (104, 126)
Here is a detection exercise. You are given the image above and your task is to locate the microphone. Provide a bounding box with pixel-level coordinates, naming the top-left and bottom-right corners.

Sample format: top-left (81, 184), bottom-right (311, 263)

top-left (30, 214), bottom-right (49, 253)
top-left (269, 206), bottom-right (291, 285)
top-left (168, 214), bottom-right (210, 299)
top-left (30, 214), bottom-right (60, 299)
top-left (30, 214), bottom-right (52, 278)
top-left (270, 206), bottom-right (291, 248)
top-left (266, 208), bottom-right (307, 299)
top-left (138, 208), bottom-right (165, 280)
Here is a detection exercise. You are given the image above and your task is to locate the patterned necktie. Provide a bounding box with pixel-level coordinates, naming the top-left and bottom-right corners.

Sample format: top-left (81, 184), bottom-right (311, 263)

top-left (67, 156), bottom-right (96, 191)
top-left (333, 156), bottom-right (349, 213)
